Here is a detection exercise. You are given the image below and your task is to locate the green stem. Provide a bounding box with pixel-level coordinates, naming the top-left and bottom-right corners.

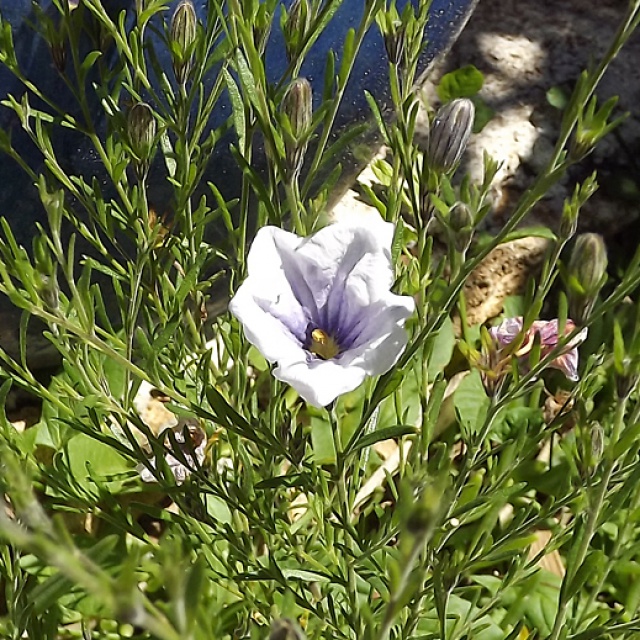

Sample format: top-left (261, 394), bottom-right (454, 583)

top-left (285, 177), bottom-right (305, 236)
top-left (376, 537), bottom-right (424, 640)
top-left (329, 405), bottom-right (362, 636)
top-left (547, 396), bottom-right (628, 640)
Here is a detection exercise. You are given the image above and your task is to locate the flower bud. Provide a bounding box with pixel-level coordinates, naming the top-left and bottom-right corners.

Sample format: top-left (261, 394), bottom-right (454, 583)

top-left (615, 358), bottom-right (640, 400)
top-left (283, 0), bottom-right (310, 62)
top-left (38, 274), bottom-right (60, 313)
top-left (127, 102), bottom-right (157, 181)
top-left (383, 19), bottom-right (405, 66)
top-left (580, 421), bottom-right (604, 479)
top-left (282, 78), bottom-right (313, 180)
top-left (567, 233), bottom-right (607, 324)
top-left (33, 237), bottom-right (59, 314)
top-left (559, 205), bottom-right (578, 240)
top-left (50, 40), bottom-right (66, 74)
top-left (404, 476), bottom-right (447, 540)
top-left (426, 98), bottom-right (475, 174)
top-left (590, 422), bottom-right (604, 464)
top-left (170, 0), bottom-right (197, 86)
top-left (448, 202), bottom-right (474, 253)
top-left (568, 233), bottom-right (607, 296)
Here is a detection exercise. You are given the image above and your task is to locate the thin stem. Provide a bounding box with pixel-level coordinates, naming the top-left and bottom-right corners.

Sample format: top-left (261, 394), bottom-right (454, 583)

top-left (376, 537), bottom-right (424, 640)
top-left (547, 396), bottom-right (628, 640)
top-left (328, 406), bottom-right (362, 636)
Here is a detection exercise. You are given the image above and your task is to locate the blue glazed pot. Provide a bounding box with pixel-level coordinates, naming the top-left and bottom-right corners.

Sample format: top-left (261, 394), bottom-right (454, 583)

top-left (0, 0), bottom-right (476, 364)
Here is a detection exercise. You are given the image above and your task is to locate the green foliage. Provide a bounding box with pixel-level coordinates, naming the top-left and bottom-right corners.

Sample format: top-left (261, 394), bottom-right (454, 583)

top-left (0, 1), bottom-right (640, 639)
top-left (437, 65), bottom-right (484, 101)
top-left (437, 64), bottom-right (494, 132)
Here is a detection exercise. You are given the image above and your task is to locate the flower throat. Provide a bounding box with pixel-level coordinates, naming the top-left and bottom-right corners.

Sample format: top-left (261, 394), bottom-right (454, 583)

top-left (309, 328), bottom-right (340, 360)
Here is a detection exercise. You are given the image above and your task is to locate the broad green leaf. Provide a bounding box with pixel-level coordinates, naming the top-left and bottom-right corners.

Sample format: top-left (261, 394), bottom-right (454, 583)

top-left (453, 369), bottom-right (489, 436)
top-left (437, 64), bottom-right (484, 101)
top-left (310, 415), bottom-right (336, 465)
top-left (427, 316), bottom-right (456, 378)
top-left (63, 433), bottom-right (132, 498)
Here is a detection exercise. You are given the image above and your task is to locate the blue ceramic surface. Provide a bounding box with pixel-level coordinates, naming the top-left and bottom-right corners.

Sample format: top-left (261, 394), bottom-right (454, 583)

top-left (0, 0), bottom-right (476, 362)
top-left (0, 0), bottom-right (476, 242)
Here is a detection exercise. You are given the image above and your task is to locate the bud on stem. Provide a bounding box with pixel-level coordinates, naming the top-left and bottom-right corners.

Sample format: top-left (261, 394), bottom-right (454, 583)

top-left (127, 102), bottom-right (157, 181)
top-left (382, 19), bottom-right (405, 66)
top-left (567, 233), bottom-right (607, 324)
top-left (282, 78), bottom-right (313, 181)
top-left (448, 202), bottom-right (474, 253)
top-left (283, 0), bottom-right (311, 62)
top-left (426, 98), bottom-right (475, 174)
top-left (170, 0), bottom-right (197, 86)
top-left (270, 618), bottom-right (306, 640)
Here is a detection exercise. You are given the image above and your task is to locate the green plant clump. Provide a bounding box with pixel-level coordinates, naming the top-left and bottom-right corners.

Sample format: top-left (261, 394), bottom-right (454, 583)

top-left (1, 1), bottom-right (640, 639)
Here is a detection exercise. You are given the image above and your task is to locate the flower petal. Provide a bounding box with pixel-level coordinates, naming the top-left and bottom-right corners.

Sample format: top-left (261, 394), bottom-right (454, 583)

top-left (229, 283), bottom-right (308, 365)
top-left (292, 220), bottom-right (396, 312)
top-left (229, 227), bottom-right (313, 363)
top-left (339, 295), bottom-right (415, 373)
top-left (490, 317), bottom-right (524, 347)
top-left (551, 350), bottom-right (580, 381)
top-left (274, 293), bottom-right (414, 407)
top-left (274, 358), bottom-right (368, 408)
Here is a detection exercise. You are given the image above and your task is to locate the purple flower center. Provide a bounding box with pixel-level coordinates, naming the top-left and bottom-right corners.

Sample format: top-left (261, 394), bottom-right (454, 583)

top-left (255, 229), bottom-right (387, 362)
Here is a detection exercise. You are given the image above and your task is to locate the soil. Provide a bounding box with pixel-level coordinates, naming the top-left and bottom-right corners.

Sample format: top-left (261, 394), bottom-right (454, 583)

top-left (422, 0), bottom-right (640, 239)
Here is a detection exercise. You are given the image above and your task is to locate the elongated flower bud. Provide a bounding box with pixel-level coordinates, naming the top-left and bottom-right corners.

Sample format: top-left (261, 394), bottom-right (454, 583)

top-left (127, 102), bottom-right (157, 181)
top-left (39, 274), bottom-right (60, 313)
top-left (383, 18), bottom-right (405, 65)
top-left (33, 235), bottom-right (59, 313)
top-left (590, 422), bottom-right (604, 463)
top-left (616, 358), bottom-right (640, 400)
top-left (426, 98), bottom-right (475, 173)
top-left (283, 0), bottom-right (310, 62)
top-left (448, 202), bottom-right (474, 253)
top-left (569, 233), bottom-right (607, 295)
top-left (404, 475), bottom-right (447, 540)
top-left (567, 233), bottom-right (607, 324)
top-left (50, 40), bottom-right (66, 73)
top-left (282, 78), bottom-right (313, 180)
top-left (170, 0), bottom-right (197, 86)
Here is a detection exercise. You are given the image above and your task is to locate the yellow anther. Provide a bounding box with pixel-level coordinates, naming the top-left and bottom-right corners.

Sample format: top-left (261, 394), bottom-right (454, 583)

top-left (310, 328), bottom-right (340, 360)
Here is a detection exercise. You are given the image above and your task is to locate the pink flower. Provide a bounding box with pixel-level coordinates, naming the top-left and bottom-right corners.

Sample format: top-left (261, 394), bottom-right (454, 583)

top-left (489, 317), bottom-right (588, 381)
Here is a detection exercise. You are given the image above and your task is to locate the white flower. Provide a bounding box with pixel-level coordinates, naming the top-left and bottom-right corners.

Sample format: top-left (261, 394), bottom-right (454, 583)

top-left (229, 220), bottom-right (415, 407)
